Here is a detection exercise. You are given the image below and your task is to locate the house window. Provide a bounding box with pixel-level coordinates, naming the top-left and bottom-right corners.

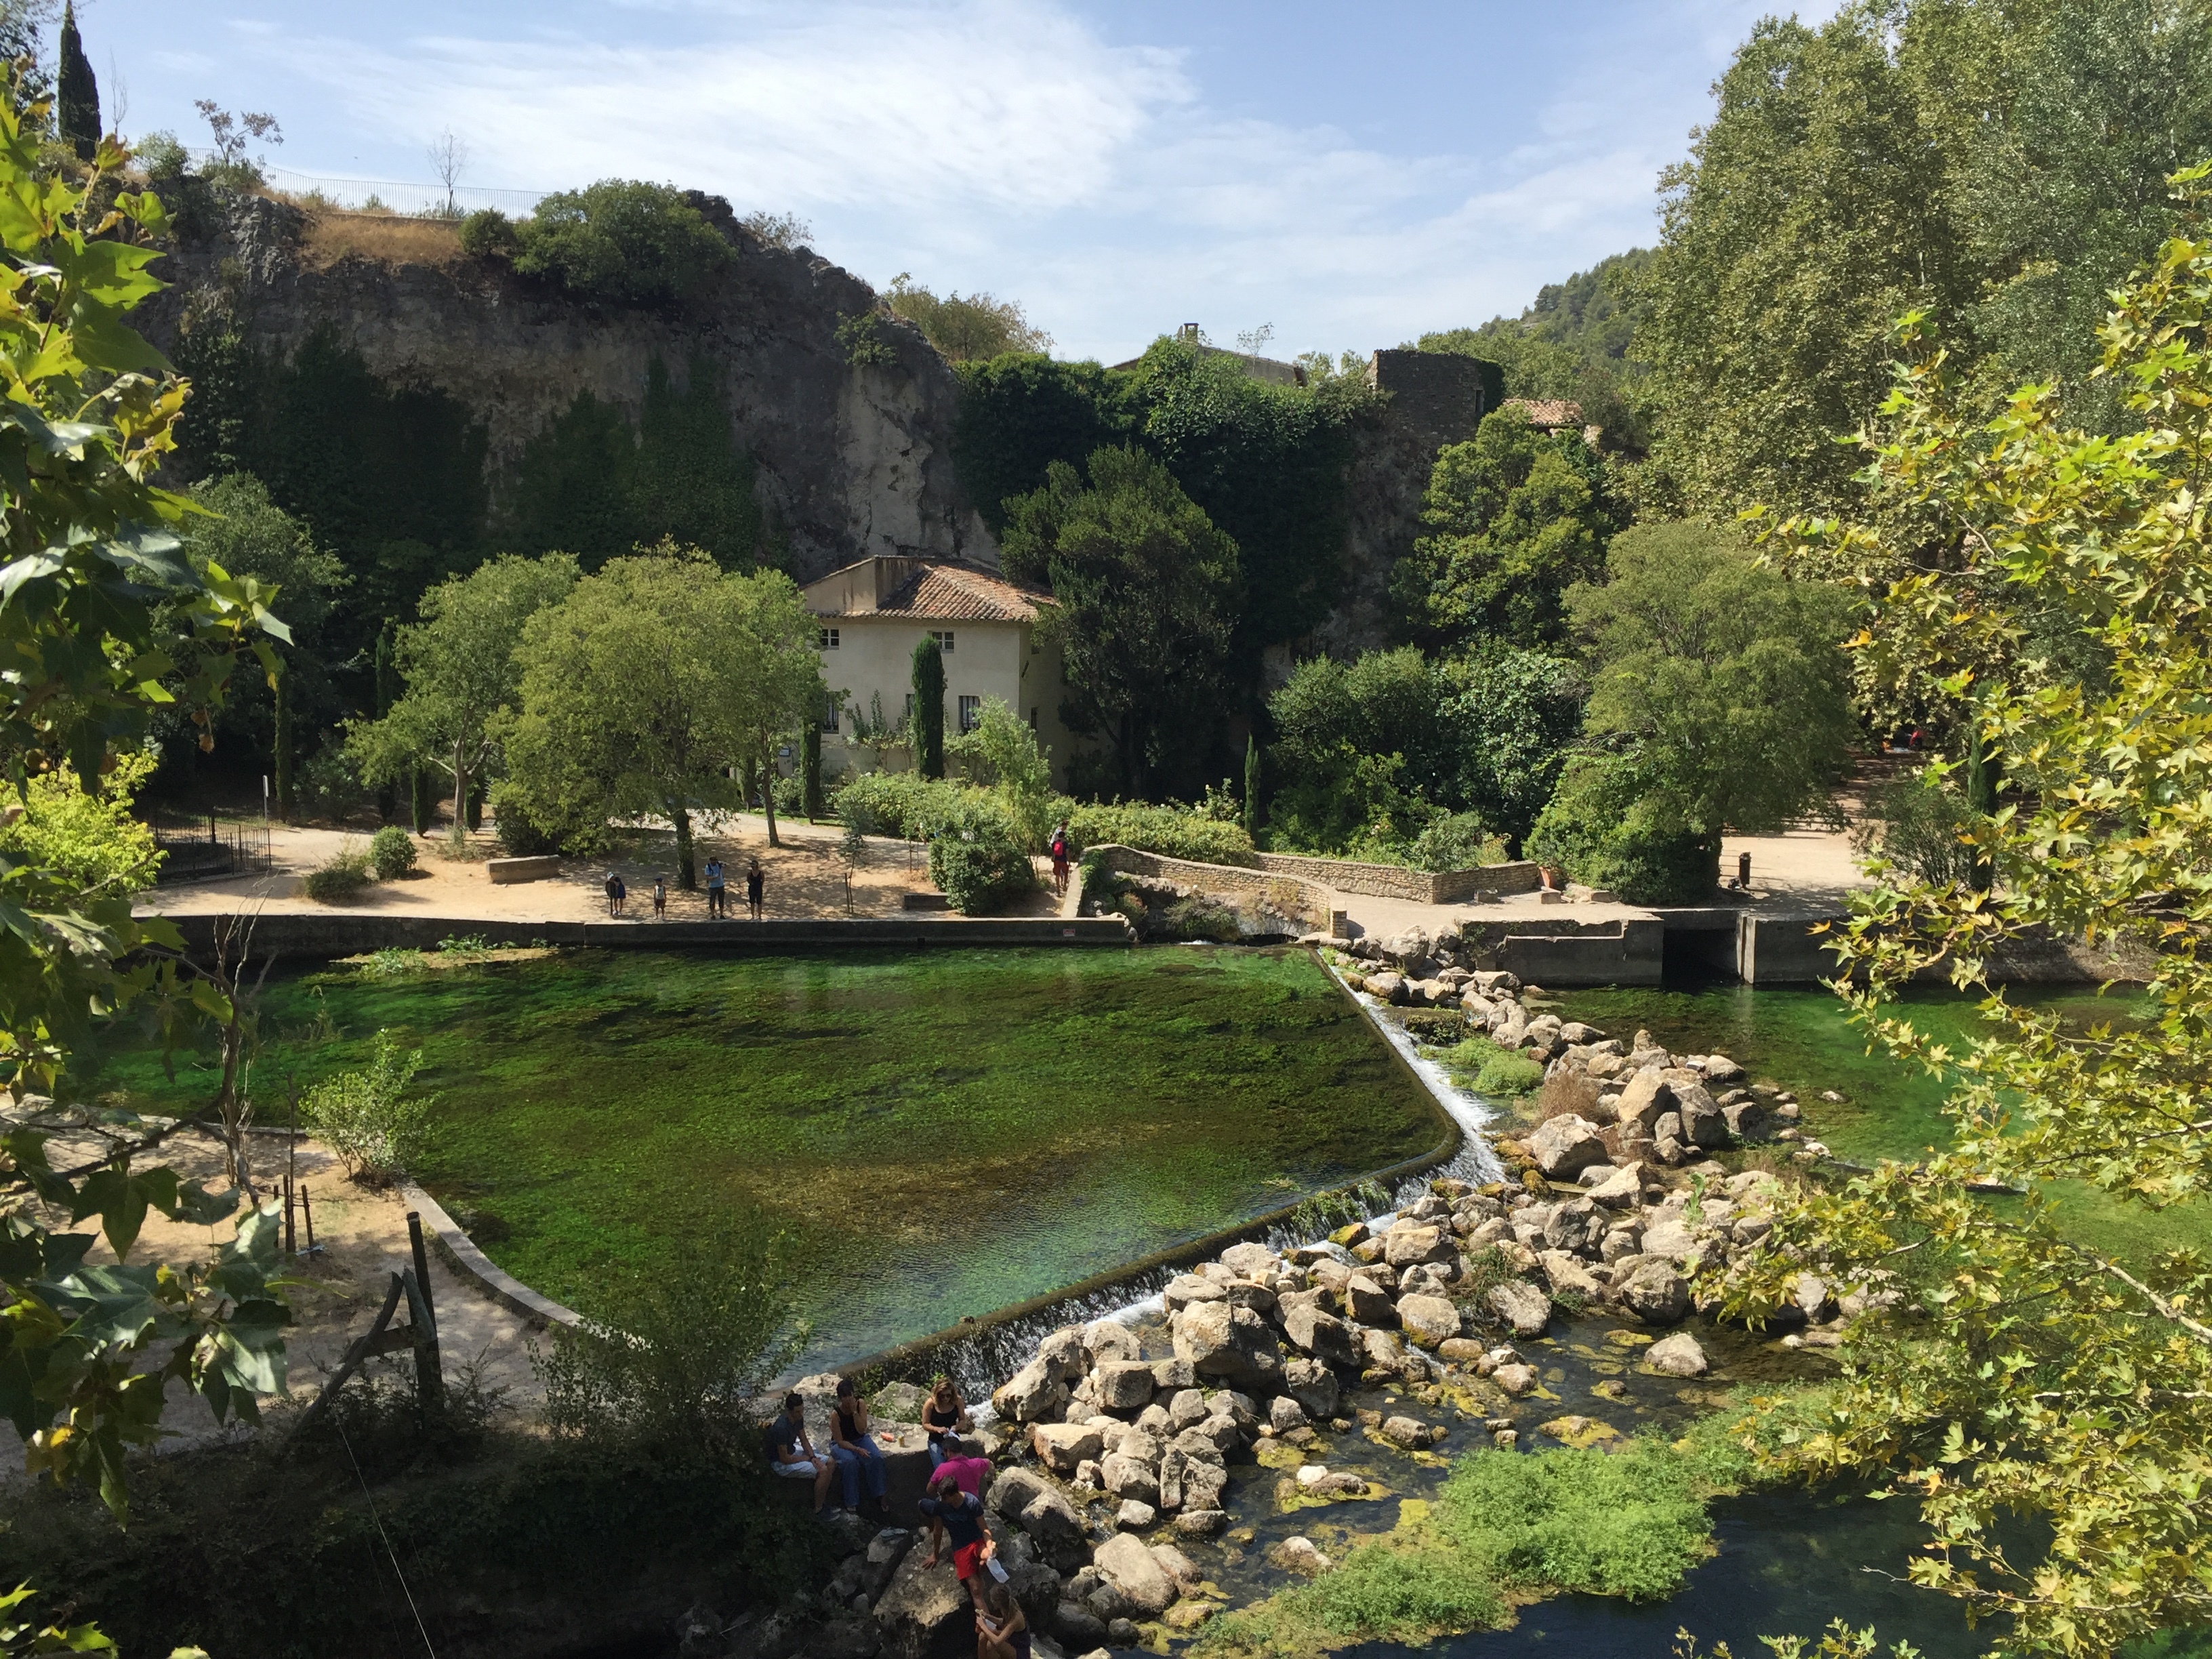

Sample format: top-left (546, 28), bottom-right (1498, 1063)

top-left (958, 695), bottom-right (981, 733)
top-left (932, 630), bottom-right (956, 653)
top-left (820, 694), bottom-right (840, 733)
top-left (819, 627), bottom-right (839, 650)
top-left (1029, 707), bottom-right (1039, 731)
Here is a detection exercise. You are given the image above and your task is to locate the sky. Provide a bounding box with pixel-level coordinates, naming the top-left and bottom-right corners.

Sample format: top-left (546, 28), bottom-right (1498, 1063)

top-left (81, 0), bottom-right (1824, 363)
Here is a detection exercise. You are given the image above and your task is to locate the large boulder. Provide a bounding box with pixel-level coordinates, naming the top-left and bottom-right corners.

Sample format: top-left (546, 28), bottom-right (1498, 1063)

top-left (1646, 1332), bottom-right (1709, 1377)
top-left (991, 1359), bottom-right (1069, 1424)
top-left (1284, 1355), bottom-right (1341, 1421)
top-left (1618, 1259), bottom-right (1689, 1324)
top-left (1163, 1274), bottom-right (1227, 1312)
top-left (1487, 1279), bottom-right (1551, 1338)
top-left (1281, 1301), bottom-right (1364, 1368)
top-left (987, 1467), bottom-right (1086, 1554)
top-left (1088, 1539), bottom-right (1176, 1619)
top-left (1172, 1300), bottom-right (1282, 1391)
top-left (1219, 1242), bottom-right (1278, 1277)
top-left (1671, 1079), bottom-right (1730, 1149)
top-left (1092, 1361), bottom-right (1156, 1412)
top-left (1536, 1250), bottom-right (1603, 1301)
top-left (1083, 1320), bottom-right (1141, 1365)
top-left (1383, 1224), bottom-right (1456, 1269)
top-left (1613, 1071), bottom-right (1677, 1139)
top-left (1340, 1274), bottom-right (1397, 1326)
top-left (1099, 1452), bottom-right (1160, 1504)
top-left (1395, 1294), bottom-right (1461, 1349)
top-left (872, 1543), bottom-right (969, 1659)
top-left (1585, 1162), bottom-right (1645, 1210)
top-left (1543, 1196), bottom-right (1607, 1255)
top-left (1178, 1454), bottom-right (1229, 1513)
top-left (1031, 1422), bottom-right (1103, 1474)
top-left (1641, 1216), bottom-right (1701, 1264)
top-left (1530, 1115), bottom-right (1610, 1180)
top-left (1036, 1325), bottom-right (1091, 1383)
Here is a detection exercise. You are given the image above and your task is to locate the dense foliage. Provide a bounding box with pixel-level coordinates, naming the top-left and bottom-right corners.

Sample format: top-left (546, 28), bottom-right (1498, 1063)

top-left (509, 179), bottom-right (734, 307)
top-left (1708, 182), bottom-right (2212, 1655)
top-left (0, 71), bottom-right (293, 1524)
top-left (884, 272), bottom-right (1051, 362)
top-left (1003, 446), bottom-right (1243, 797)
top-left (1392, 405), bottom-right (1619, 649)
top-left (0, 752), bottom-right (162, 899)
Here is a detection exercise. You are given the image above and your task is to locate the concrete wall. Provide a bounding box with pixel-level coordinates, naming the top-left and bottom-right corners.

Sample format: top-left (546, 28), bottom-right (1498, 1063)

top-left (1456, 917), bottom-right (1666, 987)
top-left (1252, 852), bottom-right (1542, 904)
top-left (156, 913), bottom-right (1131, 962)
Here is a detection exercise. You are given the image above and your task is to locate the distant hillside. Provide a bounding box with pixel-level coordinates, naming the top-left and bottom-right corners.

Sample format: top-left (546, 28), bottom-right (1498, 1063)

top-left (1413, 249), bottom-right (1651, 451)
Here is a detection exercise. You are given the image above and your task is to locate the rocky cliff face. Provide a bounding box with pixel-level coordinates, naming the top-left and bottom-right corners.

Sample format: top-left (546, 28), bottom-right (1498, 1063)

top-left (138, 194), bottom-right (997, 580)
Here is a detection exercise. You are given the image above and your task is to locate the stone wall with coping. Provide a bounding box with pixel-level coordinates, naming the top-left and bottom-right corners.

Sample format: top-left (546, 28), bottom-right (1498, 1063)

top-left (1252, 851), bottom-right (1542, 905)
top-left (1086, 845), bottom-right (1339, 932)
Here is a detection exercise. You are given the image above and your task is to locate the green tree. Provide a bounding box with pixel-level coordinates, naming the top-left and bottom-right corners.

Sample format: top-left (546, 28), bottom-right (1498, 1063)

top-left (501, 546), bottom-right (822, 884)
top-left (1439, 644), bottom-right (1583, 855)
top-left (1391, 405), bottom-right (1616, 648)
top-left (948, 694), bottom-right (1054, 850)
top-left (1002, 445), bottom-right (1242, 798)
top-left (0, 751), bottom-right (161, 899)
top-left (373, 619), bottom-right (398, 823)
top-left (1714, 171), bottom-right (2212, 1657)
top-left (1266, 647), bottom-right (1450, 853)
top-left (884, 273), bottom-right (1052, 363)
top-left (348, 554), bottom-right (580, 848)
top-left (1555, 520), bottom-right (1853, 890)
top-left (951, 352), bottom-right (1128, 534)
top-left (0, 70), bottom-right (294, 1520)
top-left (53, 0), bottom-right (92, 159)
top-left (911, 634), bottom-right (945, 780)
top-left (512, 180), bottom-right (733, 307)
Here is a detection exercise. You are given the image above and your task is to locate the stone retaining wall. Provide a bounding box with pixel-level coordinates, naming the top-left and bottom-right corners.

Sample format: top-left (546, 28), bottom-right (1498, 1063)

top-left (1086, 845), bottom-right (1340, 932)
top-left (1251, 851), bottom-right (1542, 904)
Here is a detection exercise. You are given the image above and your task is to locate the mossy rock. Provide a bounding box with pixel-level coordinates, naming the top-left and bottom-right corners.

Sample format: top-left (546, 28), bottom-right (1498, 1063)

top-left (1536, 1414), bottom-right (1624, 1450)
top-left (1603, 1329), bottom-right (1656, 1349)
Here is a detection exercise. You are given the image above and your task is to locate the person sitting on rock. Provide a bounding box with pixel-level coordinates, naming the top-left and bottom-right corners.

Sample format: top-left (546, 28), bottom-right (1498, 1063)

top-left (975, 1578), bottom-right (1029, 1659)
top-left (828, 1376), bottom-right (888, 1517)
top-left (764, 1391), bottom-right (834, 1514)
top-left (918, 1467), bottom-right (996, 1611)
top-left (923, 1373), bottom-right (974, 1467)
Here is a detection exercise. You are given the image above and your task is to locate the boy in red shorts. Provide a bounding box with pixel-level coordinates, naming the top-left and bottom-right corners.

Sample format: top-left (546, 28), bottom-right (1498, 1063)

top-left (918, 1468), bottom-right (995, 1609)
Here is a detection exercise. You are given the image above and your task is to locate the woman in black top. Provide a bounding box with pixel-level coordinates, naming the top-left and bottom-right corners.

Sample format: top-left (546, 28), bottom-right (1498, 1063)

top-left (923, 1373), bottom-right (972, 1468)
top-left (977, 1580), bottom-right (1029, 1659)
top-left (827, 1376), bottom-right (887, 1515)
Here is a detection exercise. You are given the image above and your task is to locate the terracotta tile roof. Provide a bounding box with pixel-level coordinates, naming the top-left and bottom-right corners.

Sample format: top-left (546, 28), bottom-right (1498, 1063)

top-left (1502, 397), bottom-right (1584, 429)
top-left (808, 560), bottom-right (1047, 623)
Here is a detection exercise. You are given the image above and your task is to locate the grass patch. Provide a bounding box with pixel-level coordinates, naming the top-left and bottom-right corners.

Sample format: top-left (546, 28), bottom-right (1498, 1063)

top-left (1431, 1035), bottom-right (1545, 1099)
top-left (1202, 1393), bottom-right (1818, 1658)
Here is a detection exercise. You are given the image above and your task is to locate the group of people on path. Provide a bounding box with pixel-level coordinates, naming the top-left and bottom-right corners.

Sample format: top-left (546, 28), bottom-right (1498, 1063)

top-left (768, 1376), bottom-right (1023, 1655)
top-left (602, 857), bottom-right (764, 920)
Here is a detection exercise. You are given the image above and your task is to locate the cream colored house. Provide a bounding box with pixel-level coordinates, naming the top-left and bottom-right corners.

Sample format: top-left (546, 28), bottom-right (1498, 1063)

top-left (801, 556), bottom-right (1076, 786)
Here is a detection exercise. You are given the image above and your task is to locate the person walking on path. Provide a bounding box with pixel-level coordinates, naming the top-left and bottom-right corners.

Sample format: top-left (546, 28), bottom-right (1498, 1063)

top-left (827, 1376), bottom-right (887, 1516)
top-left (604, 871), bottom-right (627, 917)
top-left (705, 857), bottom-right (726, 919)
top-left (1048, 821), bottom-right (1070, 898)
top-left (764, 1391), bottom-right (836, 1514)
top-left (652, 876), bottom-right (667, 920)
top-left (747, 857), bottom-right (766, 921)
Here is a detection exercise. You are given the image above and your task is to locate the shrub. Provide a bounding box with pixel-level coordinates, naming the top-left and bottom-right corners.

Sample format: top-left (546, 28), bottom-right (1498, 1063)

top-left (302, 843), bottom-right (373, 904)
top-left (1437, 1037), bottom-right (1545, 1099)
top-left (457, 207), bottom-right (520, 257)
top-left (368, 825), bottom-right (418, 880)
top-left (300, 1031), bottom-right (433, 1183)
top-left (1063, 800), bottom-right (1256, 866)
top-left (490, 781), bottom-right (579, 857)
top-left (927, 797), bottom-right (1035, 914)
top-left (1851, 772), bottom-right (1980, 888)
top-left (0, 752), bottom-right (161, 898)
top-left (512, 180), bottom-right (733, 306)
top-left (537, 1212), bottom-right (808, 1460)
top-left (832, 773), bottom-right (968, 842)
top-left (1525, 754), bottom-right (1715, 904)
top-left (1409, 811), bottom-right (1507, 872)
top-left (297, 743), bottom-right (369, 822)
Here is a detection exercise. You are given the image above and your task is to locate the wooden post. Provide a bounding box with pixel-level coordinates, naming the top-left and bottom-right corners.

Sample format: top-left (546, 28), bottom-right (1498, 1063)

top-left (283, 1176), bottom-right (296, 1256)
top-left (406, 1211), bottom-right (445, 1416)
top-left (300, 1183), bottom-right (316, 1254)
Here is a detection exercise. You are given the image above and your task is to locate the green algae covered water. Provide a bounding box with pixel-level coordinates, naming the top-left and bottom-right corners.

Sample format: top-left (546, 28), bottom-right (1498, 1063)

top-left (85, 945), bottom-right (1443, 1364)
top-left (1553, 980), bottom-right (2208, 1263)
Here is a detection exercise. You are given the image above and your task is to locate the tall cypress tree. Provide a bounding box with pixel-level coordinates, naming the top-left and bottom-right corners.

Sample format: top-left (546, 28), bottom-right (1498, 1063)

top-left (912, 635), bottom-right (945, 780)
top-left (272, 663), bottom-right (295, 821)
top-left (56, 4), bottom-right (98, 162)
top-left (373, 619), bottom-right (399, 823)
top-left (801, 721), bottom-right (823, 818)
top-left (1242, 732), bottom-right (1263, 836)
top-left (411, 766), bottom-right (433, 834)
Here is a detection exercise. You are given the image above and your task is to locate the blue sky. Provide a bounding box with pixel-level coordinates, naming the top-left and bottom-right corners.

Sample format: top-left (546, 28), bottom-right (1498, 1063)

top-left (85, 1), bottom-right (1822, 363)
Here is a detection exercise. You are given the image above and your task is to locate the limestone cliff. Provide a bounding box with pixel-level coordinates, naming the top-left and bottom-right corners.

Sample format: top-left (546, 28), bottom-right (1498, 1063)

top-left (137, 194), bottom-right (998, 580)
